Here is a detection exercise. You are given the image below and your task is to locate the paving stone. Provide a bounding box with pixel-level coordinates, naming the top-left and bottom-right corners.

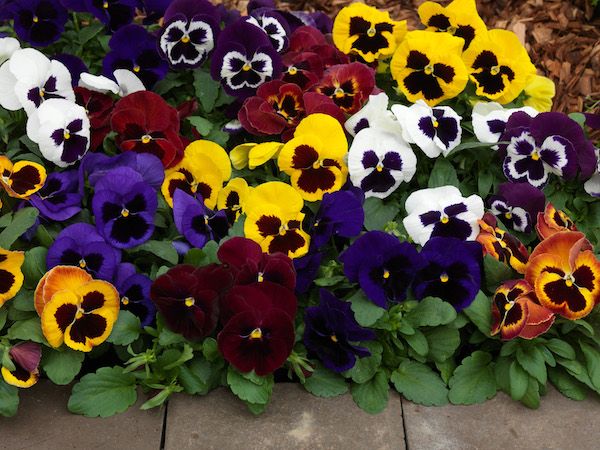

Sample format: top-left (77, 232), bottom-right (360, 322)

top-left (402, 387), bottom-right (600, 450)
top-left (0, 381), bottom-right (164, 450)
top-left (164, 383), bottom-right (405, 450)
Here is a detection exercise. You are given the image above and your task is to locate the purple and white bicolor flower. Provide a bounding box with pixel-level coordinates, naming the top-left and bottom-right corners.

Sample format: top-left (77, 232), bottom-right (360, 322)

top-left (348, 128), bottom-right (417, 199)
top-left (0, 48), bottom-right (74, 115)
top-left (403, 185), bottom-right (485, 246)
top-left (392, 100), bottom-right (462, 158)
top-left (488, 182), bottom-right (545, 233)
top-left (26, 99), bottom-right (90, 167)
top-left (345, 92), bottom-right (403, 137)
top-left (246, 9), bottom-right (291, 53)
top-left (584, 148), bottom-right (600, 198)
top-left (79, 69), bottom-right (145, 97)
top-left (472, 102), bottom-right (538, 147)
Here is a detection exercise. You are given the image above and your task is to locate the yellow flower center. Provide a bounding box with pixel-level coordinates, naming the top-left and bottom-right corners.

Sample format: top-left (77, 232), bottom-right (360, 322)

top-left (103, 1), bottom-right (109, 8)
top-left (288, 66), bottom-right (298, 75)
top-left (424, 64), bottom-right (434, 75)
top-left (141, 134), bottom-right (152, 144)
top-left (75, 309), bottom-right (84, 320)
top-left (249, 328), bottom-right (262, 340)
top-left (376, 163), bottom-right (384, 172)
top-left (121, 208), bottom-right (130, 217)
top-left (441, 216), bottom-right (449, 224)
top-left (504, 301), bottom-right (513, 311)
top-left (258, 273), bottom-right (264, 282)
top-left (330, 334), bottom-right (338, 343)
top-left (334, 87), bottom-right (345, 98)
top-left (383, 270), bottom-right (390, 279)
top-left (184, 297), bottom-right (195, 307)
top-left (447, 26), bottom-right (457, 34)
top-left (39, 88), bottom-right (45, 98)
top-left (133, 65), bottom-right (141, 73)
top-left (33, 16), bottom-right (39, 23)
top-left (499, 240), bottom-right (507, 248)
top-left (432, 120), bottom-right (439, 128)
top-left (204, 215), bottom-right (209, 226)
top-left (490, 65), bottom-right (500, 75)
top-left (242, 63), bottom-right (252, 72)
top-left (79, 259), bottom-right (86, 268)
top-left (531, 150), bottom-right (540, 161)
top-left (440, 273), bottom-right (449, 283)
top-left (565, 279), bottom-right (573, 287)
top-left (181, 35), bottom-right (190, 43)
top-left (122, 297), bottom-right (130, 306)
top-left (63, 131), bottom-right (71, 140)
top-left (505, 212), bottom-right (512, 220)
top-left (367, 27), bottom-right (376, 37)
top-left (312, 161), bottom-right (321, 169)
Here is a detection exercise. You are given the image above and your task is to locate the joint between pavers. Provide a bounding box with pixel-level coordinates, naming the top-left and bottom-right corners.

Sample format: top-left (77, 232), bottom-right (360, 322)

top-left (160, 401), bottom-right (169, 450)
top-left (400, 397), bottom-right (410, 450)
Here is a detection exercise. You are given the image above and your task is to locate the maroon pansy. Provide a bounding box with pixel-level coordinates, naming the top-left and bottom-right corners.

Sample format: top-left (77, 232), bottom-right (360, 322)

top-left (280, 50), bottom-right (323, 90)
top-left (74, 87), bottom-right (114, 152)
top-left (314, 62), bottom-right (375, 114)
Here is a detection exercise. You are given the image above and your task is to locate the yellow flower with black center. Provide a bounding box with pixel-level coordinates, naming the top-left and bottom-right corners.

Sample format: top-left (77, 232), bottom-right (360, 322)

top-left (462, 29), bottom-right (536, 104)
top-left (0, 155), bottom-right (46, 200)
top-left (244, 181), bottom-right (310, 259)
top-left (390, 31), bottom-right (468, 106)
top-left (332, 3), bottom-right (407, 63)
top-left (418, 0), bottom-right (487, 50)
top-left (217, 178), bottom-right (252, 222)
top-left (230, 142), bottom-right (284, 170)
top-left (523, 75), bottom-right (555, 112)
top-left (161, 140), bottom-right (231, 209)
top-left (0, 248), bottom-right (24, 308)
top-left (278, 114), bottom-right (348, 202)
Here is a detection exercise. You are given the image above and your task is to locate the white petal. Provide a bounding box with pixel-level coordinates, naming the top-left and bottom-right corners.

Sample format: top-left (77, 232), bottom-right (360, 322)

top-left (0, 37), bottom-right (20, 65)
top-left (9, 48), bottom-right (50, 84)
top-left (114, 69), bottom-right (145, 96)
top-left (0, 61), bottom-right (21, 110)
top-left (584, 174), bottom-right (600, 198)
top-left (79, 72), bottom-right (120, 94)
top-left (403, 214), bottom-right (434, 246)
top-left (405, 185), bottom-right (462, 214)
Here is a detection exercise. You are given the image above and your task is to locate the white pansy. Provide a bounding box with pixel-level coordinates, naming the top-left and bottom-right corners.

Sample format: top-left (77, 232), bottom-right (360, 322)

top-left (0, 37), bottom-right (20, 65)
top-left (584, 147), bottom-right (600, 198)
top-left (345, 92), bottom-right (403, 137)
top-left (79, 69), bottom-right (145, 97)
top-left (472, 102), bottom-right (538, 146)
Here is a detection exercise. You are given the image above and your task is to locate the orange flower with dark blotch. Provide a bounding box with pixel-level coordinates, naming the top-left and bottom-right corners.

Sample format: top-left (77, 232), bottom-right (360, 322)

top-left (536, 202), bottom-right (577, 240)
top-left (491, 279), bottom-right (554, 340)
top-left (526, 231), bottom-right (600, 320)
top-left (477, 213), bottom-right (528, 274)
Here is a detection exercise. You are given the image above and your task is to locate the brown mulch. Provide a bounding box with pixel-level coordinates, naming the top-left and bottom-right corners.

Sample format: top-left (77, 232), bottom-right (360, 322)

top-left (225, 0), bottom-right (600, 114)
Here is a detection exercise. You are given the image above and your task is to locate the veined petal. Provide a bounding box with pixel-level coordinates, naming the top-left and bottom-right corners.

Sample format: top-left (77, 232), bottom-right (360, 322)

top-left (0, 249), bottom-right (25, 307)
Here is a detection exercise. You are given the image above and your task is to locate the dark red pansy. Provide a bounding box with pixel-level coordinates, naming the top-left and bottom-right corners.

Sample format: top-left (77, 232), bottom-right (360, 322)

top-left (315, 62), bottom-right (375, 114)
top-left (288, 25), bottom-right (328, 52)
top-left (280, 51), bottom-right (323, 90)
top-left (74, 87), bottom-right (114, 151)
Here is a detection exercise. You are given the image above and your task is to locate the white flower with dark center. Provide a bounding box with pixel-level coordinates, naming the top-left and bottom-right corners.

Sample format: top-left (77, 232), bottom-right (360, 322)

top-left (247, 13), bottom-right (289, 52)
top-left (159, 19), bottom-right (215, 68)
top-left (348, 128), bottom-right (417, 199)
top-left (79, 69), bottom-right (145, 97)
top-left (26, 99), bottom-right (90, 167)
top-left (584, 148), bottom-right (600, 198)
top-left (488, 199), bottom-right (530, 233)
top-left (392, 100), bottom-right (462, 158)
top-left (220, 51), bottom-right (273, 91)
top-left (345, 92), bottom-right (403, 137)
top-left (403, 185), bottom-right (484, 246)
top-left (472, 102), bottom-right (538, 146)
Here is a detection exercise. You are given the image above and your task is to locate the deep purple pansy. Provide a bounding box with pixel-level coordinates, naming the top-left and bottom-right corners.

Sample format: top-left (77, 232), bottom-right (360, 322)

top-left (247, 8), bottom-right (291, 53)
top-left (311, 189), bottom-right (364, 249)
top-left (9, 0), bottom-right (68, 47)
top-left (114, 262), bottom-right (155, 326)
top-left (86, 0), bottom-right (140, 32)
top-left (488, 182), bottom-right (545, 233)
top-left (294, 250), bottom-right (323, 294)
top-left (29, 169), bottom-right (81, 221)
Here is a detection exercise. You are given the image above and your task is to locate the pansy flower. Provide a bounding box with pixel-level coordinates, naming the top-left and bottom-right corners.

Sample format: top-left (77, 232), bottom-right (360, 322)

top-left (535, 203), bottom-right (578, 241)
top-left (278, 114), bottom-right (348, 202)
top-left (488, 182), bottom-right (545, 234)
top-left (217, 178), bottom-right (251, 223)
top-left (294, 250), bottom-right (324, 294)
top-left (311, 189), bottom-right (364, 250)
top-left (0, 249), bottom-right (25, 307)
top-left (462, 29), bottom-right (536, 104)
top-left (0, 156), bottom-right (46, 200)
top-left (0, 37), bottom-right (20, 65)
top-left (47, 223), bottom-right (121, 282)
top-left (243, 181), bottom-right (310, 259)
top-left (491, 280), bottom-right (554, 340)
top-left (79, 69), bottom-right (145, 97)
top-left (74, 87), bottom-right (114, 151)
top-left (418, 0), bottom-right (486, 50)
top-left (26, 99), bottom-right (90, 167)
top-left (303, 289), bottom-right (375, 373)
top-left (151, 264), bottom-right (234, 340)
top-left (390, 31), bottom-right (468, 106)
top-left (288, 25), bottom-right (349, 70)
top-left (246, 8), bottom-right (291, 53)
top-left (341, 231), bottom-right (421, 308)
top-left (332, 3), bottom-right (406, 63)
top-left (173, 190), bottom-right (229, 249)
top-left (38, 266), bottom-right (120, 352)
top-left (114, 262), bottom-right (155, 327)
top-left (111, 91), bottom-right (184, 168)
top-left (526, 231), bottom-right (600, 320)
top-left (314, 63), bottom-right (375, 115)
top-left (403, 186), bottom-right (485, 246)
top-left (211, 19), bottom-right (282, 99)
top-left (584, 147), bottom-right (600, 199)
top-left (523, 75), bottom-right (556, 113)
top-left (230, 142), bottom-right (283, 170)
top-left (53, 53), bottom-right (88, 88)
top-left (472, 102), bottom-right (537, 147)
top-left (345, 92), bottom-right (403, 137)
top-left (92, 167), bottom-right (157, 249)
top-left (158, 0), bottom-right (220, 69)
top-left (84, 0), bottom-right (139, 32)
top-left (103, 25), bottom-right (168, 88)
top-left (280, 49), bottom-right (323, 90)
top-left (477, 213), bottom-right (529, 274)
top-left (8, 0), bottom-right (68, 47)
top-left (29, 170), bottom-right (81, 221)
top-left (162, 140), bottom-right (231, 209)
top-left (1, 342), bottom-right (41, 388)
top-left (413, 237), bottom-right (482, 311)
top-left (348, 128), bottom-right (417, 199)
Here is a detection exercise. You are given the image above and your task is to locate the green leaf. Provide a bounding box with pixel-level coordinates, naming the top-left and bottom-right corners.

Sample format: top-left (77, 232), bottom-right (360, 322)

top-left (227, 367), bottom-right (273, 405)
top-left (350, 370), bottom-right (389, 414)
top-left (78, 23), bottom-right (104, 45)
top-left (131, 240), bottom-right (178, 264)
top-left (0, 380), bottom-right (19, 417)
top-left (348, 290), bottom-right (385, 327)
top-left (362, 198), bottom-right (399, 231)
top-left (448, 351), bottom-right (497, 404)
top-left (68, 366), bottom-right (137, 417)
top-left (508, 361), bottom-right (529, 401)
top-left (516, 345), bottom-right (547, 385)
top-left (546, 339), bottom-right (576, 360)
top-left (158, 325), bottom-right (187, 346)
top-left (303, 365), bottom-right (348, 397)
top-left (21, 247), bottom-right (47, 289)
top-left (391, 360), bottom-right (448, 406)
top-left (0, 308), bottom-right (7, 330)
top-left (477, 170), bottom-right (494, 198)
top-left (107, 311), bottom-right (142, 346)
top-left (483, 255), bottom-right (514, 292)
top-left (42, 349), bottom-right (84, 385)
top-left (7, 317), bottom-right (44, 343)
top-left (494, 355), bottom-right (511, 393)
top-left (403, 329), bottom-right (429, 356)
top-left (463, 291), bottom-right (492, 336)
top-left (246, 401), bottom-right (268, 415)
top-left (580, 342), bottom-right (600, 390)
top-left (343, 341), bottom-right (382, 384)
top-left (520, 377), bottom-right (541, 409)
top-left (187, 116), bottom-right (214, 135)
top-left (405, 296), bottom-right (457, 327)
top-left (193, 70), bottom-right (220, 112)
top-left (11, 289), bottom-right (35, 312)
top-left (423, 326), bottom-right (460, 363)
top-left (548, 367), bottom-right (587, 400)
top-left (0, 207), bottom-right (38, 249)
top-left (202, 337), bottom-right (220, 361)
top-left (179, 357), bottom-right (224, 395)
top-left (427, 158), bottom-right (459, 188)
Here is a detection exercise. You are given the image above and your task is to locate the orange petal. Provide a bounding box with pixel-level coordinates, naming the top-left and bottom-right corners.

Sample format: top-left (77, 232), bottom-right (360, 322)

top-left (528, 231), bottom-right (590, 263)
top-left (34, 266), bottom-right (92, 316)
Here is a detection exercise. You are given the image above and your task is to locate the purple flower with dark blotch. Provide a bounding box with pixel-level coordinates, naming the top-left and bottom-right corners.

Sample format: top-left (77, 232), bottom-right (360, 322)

top-left (294, 250), bottom-right (323, 294)
top-left (141, 0), bottom-right (171, 23)
top-left (307, 12), bottom-right (333, 34)
top-left (47, 223), bottom-right (121, 281)
top-left (92, 166), bottom-right (157, 249)
top-left (52, 54), bottom-right (88, 87)
top-left (413, 237), bottom-right (482, 312)
top-left (85, 0), bottom-right (140, 31)
top-left (158, 0), bottom-right (220, 69)
top-left (584, 113), bottom-right (600, 130)
top-left (247, 8), bottom-right (291, 53)
top-left (215, 4), bottom-right (240, 27)
top-left (9, 0), bottom-right (68, 47)
top-left (311, 189), bottom-right (364, 249)
top-left (211, 18), bottom-right (281, 99)
top-left (114, 262), bottom-right (155, 326)
top-left (340, 231), bottom-right (422, 308)
top-left (29, 170), bottom-right (81, 221)
top-left (103, 24), bottom-right (168, 88)
top-left (488, 182), bottom-right (545, 233)
top-left (173, 189), bottom-right (229, 249)
top-left (247, 0), bottom-right (274, 11)
top-left (303, 289), bottom-right (376, 373)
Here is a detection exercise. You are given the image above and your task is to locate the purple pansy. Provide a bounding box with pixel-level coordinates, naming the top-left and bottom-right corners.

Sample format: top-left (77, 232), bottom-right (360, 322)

top-left (311, 189), bottom-right (364, 249)
top-left (92, 166), bottom-right (157, 249)
top-left (294, 250), bottom-right (323, 294)
top-left (141, 0), bottom-right (171, 23)
top-left (47, 223), bottom-right (121, 281)
top-left (29, 169), bottom-right (81, 221)
top-left (158, 0), bottom-right (220, 69)
top-left (103, 24), bottom-right (168, 88)
top-left (8, 0), bottom-right (68, 47)
top-left (412, 237), bottom-right (482, 312)
top-left (114, 262), bottom-right (156, 326)
top-left (86, 0), bottom-right (140, 31)
top-left (488, 182), bottom-right (545, 233)
top-left (247, 8), bottom-right (291, 53)
top-left (52, 53), bottom-right (88, 87)
top-left (340, 231), bottom-right (422, 308)
top-left (210, 18), bottom-right (281, 99)
top-left (172, 189), bottom-right (229, 249)
top-left (303, 289), bottom-right (376, 373)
